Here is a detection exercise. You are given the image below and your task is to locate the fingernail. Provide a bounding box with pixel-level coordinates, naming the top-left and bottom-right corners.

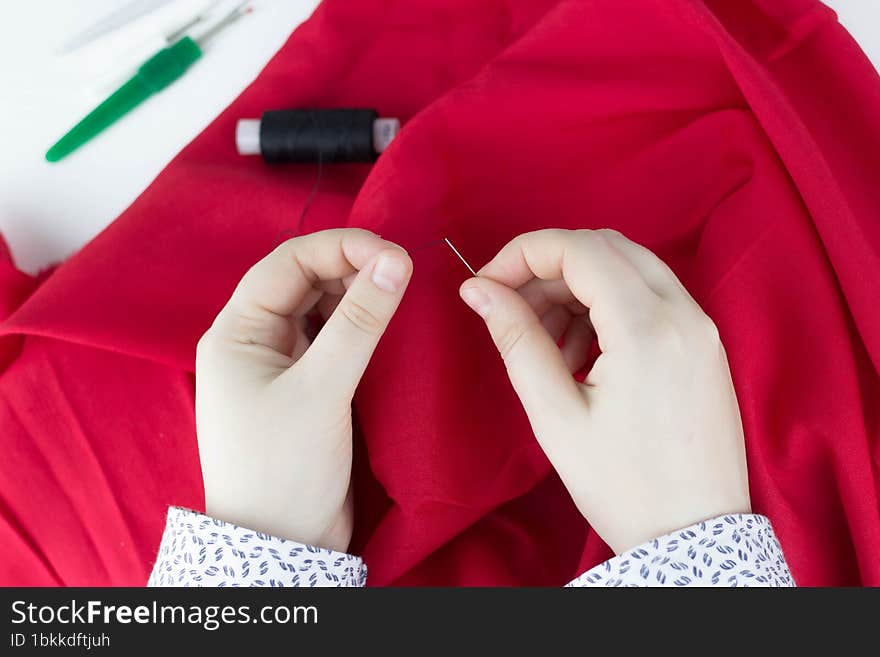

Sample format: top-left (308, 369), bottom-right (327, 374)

top-left (372, 254), bottom-right (407, 293)
top-left (460, 286), bottom-right (491, 318)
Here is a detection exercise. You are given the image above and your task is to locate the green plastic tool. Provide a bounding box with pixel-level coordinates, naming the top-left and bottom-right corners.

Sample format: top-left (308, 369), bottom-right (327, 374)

top-left (46, 37), bottom-right (203, 162)
top-left (46, 0), bottom-right (251, 162)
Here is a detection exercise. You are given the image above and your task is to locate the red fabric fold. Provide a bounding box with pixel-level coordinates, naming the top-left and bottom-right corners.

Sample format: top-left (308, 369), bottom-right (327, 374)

top-left (1, 0), bottom-right (878, 585)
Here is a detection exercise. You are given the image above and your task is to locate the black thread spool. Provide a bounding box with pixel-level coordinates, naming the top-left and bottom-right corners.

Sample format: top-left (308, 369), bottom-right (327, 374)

top-left (236, 109), bottom-right (400, 163)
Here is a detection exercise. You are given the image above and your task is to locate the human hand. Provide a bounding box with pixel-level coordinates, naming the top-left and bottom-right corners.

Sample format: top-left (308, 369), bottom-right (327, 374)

top-left (196, 228), bottom-right (412, 552)
top-left (459, 229), bottom-right (750, 553)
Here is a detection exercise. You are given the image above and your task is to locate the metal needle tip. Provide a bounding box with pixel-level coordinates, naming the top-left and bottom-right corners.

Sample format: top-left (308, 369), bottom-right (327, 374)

top-left (444, 238), bottom-right (477, 276)
top-left (194, 1), bottom-right (251, 47)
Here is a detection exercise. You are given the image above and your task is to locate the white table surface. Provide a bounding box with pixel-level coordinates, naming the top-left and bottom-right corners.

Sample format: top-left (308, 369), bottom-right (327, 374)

top-left (0, 0), bottom-right (877, 274)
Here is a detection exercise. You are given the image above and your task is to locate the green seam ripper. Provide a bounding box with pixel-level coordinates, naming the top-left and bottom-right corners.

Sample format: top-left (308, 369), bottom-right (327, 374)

top-left (46, 2), bottom-right (251, 162)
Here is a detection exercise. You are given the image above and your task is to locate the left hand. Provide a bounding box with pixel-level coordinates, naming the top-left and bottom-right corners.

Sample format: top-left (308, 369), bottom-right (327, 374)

top-left (195, 228), bottom-right (412, 552)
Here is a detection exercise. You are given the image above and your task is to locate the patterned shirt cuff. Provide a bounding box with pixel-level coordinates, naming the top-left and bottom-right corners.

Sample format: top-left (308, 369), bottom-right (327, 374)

top-left (147, 507), bottom-right (367, 587)
top-left (566, 514), bottom-right (795, 587)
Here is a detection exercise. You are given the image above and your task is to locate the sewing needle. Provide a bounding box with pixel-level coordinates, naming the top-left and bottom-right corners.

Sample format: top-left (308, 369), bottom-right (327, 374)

top-left (444, 238), bottom-right (477, 276)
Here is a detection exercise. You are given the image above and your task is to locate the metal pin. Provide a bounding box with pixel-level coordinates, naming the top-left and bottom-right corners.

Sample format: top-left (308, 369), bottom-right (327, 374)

top-left (194, 1), bottom-right (252, 47)
top-left (444, 238), bottom-right (477, 276)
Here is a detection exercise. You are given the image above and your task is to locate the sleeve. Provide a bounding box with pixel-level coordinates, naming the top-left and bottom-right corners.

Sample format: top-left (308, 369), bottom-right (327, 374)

top-left (147, 507), bottom-right (367, 587)
top-left (566, 514), bottom-right (795, 588)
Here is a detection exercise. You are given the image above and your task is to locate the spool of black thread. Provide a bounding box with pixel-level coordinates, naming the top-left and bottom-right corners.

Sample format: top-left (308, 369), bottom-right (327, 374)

top-left (236, 109), bottom-right (400, 163)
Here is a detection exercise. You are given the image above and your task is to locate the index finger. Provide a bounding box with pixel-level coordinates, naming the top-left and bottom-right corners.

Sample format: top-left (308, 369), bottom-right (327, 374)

top-left (213, 228), bottom-right (400, 349)
top-left (478, 229), bottom-right (657, 348)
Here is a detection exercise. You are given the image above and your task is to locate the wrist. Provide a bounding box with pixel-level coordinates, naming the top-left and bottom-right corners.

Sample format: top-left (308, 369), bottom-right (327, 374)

top-left (314, 508), bottom-right (354, 553)
top-left (602, 497), bottom-right (752, 555)
top-left (204, 492), bottom-right (353, 554)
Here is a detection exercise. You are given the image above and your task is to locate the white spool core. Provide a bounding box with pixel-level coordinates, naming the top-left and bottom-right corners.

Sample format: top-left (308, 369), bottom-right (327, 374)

top-left (235, 119), bottom-right (261, 156)
top-left (373, 118), bottom-right (400, 153)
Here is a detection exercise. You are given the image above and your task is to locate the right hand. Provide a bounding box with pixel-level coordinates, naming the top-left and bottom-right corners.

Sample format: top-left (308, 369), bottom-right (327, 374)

top-left (458, 229), bottom-right (751, 554)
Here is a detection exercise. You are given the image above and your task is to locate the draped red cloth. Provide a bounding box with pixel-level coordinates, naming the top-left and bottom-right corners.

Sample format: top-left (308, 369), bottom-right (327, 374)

top-left (1, 0), bottom-right (878, 586)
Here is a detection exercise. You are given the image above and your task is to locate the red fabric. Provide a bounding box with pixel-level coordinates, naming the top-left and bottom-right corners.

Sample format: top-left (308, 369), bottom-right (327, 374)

top-left (2, 0), bottom-right (879, 586)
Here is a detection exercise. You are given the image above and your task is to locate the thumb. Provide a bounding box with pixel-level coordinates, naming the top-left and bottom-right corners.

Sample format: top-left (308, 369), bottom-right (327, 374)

top-left (299, 248), bottom-right (413, 397)
top-left (459, 277), bottom-right (584, 428)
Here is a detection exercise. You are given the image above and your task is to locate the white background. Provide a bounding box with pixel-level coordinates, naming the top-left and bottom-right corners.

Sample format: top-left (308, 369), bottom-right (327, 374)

top-left (0, 0), bottom-right (877, 274)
